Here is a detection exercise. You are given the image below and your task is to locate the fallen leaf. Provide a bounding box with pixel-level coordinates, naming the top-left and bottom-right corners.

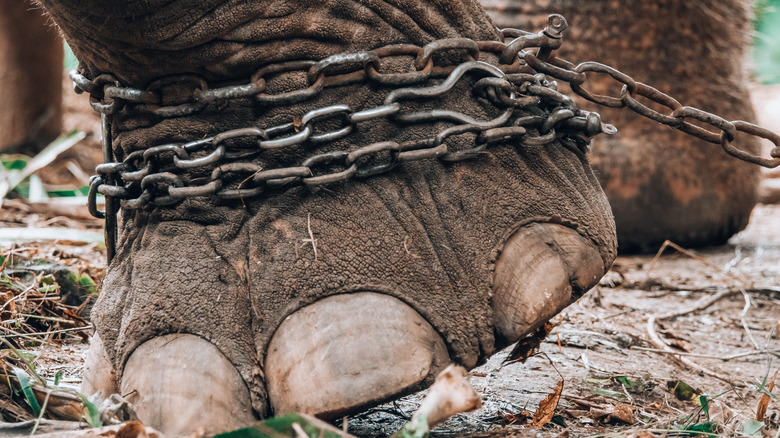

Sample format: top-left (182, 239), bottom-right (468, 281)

top-left (606, 404), bottom-right (635, 424)
top-left (562, 409), bottom-right (589, 419)
top-left (615, 376), bottom-right (648, 393)
top-left (551, 414), bottom-right (567, 427)
top-left (756, 368), bottom-right (777, 422)
top-left (531, 380), bottom-right (563, 428)
top-left (292, 116), bottom-right (304, 132)
top-left (504, 322), bottom-right (555, 365)
top-left (116, 421), bottom-right (148, 438)
top-left (501, 409), bottom-right (532, 425)
top-left (700, 395), bottom-right (710, 421)
top-left (682, 421), bottom-right (719, 434)
top-left (742, 419), bottom-right (765, 436)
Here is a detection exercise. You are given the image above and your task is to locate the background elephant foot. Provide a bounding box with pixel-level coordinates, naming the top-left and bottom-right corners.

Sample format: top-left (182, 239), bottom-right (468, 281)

top-left (482, 0), bottom-right (761, 253)
top-left (265, 293), bottom-right (450, 419)
top-left (116, 334), bottom-right (255, 436)
top-left (590, 129), bottom-right (759, 252)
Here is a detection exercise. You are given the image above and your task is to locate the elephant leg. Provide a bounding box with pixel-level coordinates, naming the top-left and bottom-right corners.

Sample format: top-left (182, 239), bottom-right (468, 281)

top-left (37, 0), bottom-right (618, 431)
top-left (120, 334), bottom-right (255, 436)
top-left (0, 0), bottom-right (63, 153)
top-left (482, 0), bottom-right (761, 252)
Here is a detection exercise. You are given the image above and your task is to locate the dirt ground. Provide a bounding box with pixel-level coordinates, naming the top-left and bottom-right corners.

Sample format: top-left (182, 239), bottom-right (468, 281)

top-left (0, 79), bottom-right (778, 437)
top-left (347, 202), bottom-right (780, 437)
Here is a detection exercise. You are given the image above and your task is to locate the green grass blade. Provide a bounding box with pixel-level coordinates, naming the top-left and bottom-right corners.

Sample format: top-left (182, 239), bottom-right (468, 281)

top-left (76, 393), bottom-right (102, 428)
top-left (13, 367), bottom-right (41, 417)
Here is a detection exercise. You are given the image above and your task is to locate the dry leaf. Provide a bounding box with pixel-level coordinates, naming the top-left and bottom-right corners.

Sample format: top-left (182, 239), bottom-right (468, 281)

top-left (531, 379), bottom-right (563, 427)
top-left (562, 409), bottom-right (589, 419)
top-left (606, 404), bottom-right (635, 424)
top-left (292, 116), bottom-right (304, 132)
top-left (667, 380), bottom-right (701, 401)
top-left (501, 409), bottom-right (532, 425)
top-left (412, 364), bottom-right (482, 428)
top-left (504, 322), bottom-right (555, 364)
top-left (756, 368), bottom-right (778, 422)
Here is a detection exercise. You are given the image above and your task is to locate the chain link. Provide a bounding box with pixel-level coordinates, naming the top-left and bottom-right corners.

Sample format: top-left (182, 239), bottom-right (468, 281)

top-left (72, 14), bottom-right (780, 261)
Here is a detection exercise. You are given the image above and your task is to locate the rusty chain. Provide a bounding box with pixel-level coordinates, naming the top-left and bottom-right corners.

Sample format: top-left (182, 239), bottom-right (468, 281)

top-left (71, 14), bottom-right (780, 261)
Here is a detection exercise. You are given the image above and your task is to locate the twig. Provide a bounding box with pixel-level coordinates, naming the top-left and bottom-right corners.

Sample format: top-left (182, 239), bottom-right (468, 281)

top-left (645, 240), bottom-right (741, 283)
top-left (403, 235), bottom-right (420, 259)
top-left (561, 393), bottom-right (607, 410)
top-left (0, 284), bottom-right (36, 314)
top-left (0, 325), bottom-right (92, 339)
top-left (631, 346), bottom-right (780, 361)
top-left (624, 280), bottom-right (780, 295)
top-left (17, 314), bottom-right (78, 324)
top-left (644, 240), bottom-right (768, 387)
top-left (651, 242), bottom-right (760, 350)
top-left (738, 287), bottom-right (761, 350)
top-left (291, 423), bottom-right (308, 438)
top-left (0, 325), bottom-right (48, 344)
top-left (646, 290), bottom-right (742, 387)
top-left (300, 213), bottom-right (318, 262)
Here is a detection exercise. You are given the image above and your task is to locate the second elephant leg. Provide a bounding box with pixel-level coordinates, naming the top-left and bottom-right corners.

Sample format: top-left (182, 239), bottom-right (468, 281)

top-left (482, 0), bottom-right (761, 252)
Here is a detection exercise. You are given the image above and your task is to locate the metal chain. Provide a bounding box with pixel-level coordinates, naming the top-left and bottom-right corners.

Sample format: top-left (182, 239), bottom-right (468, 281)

top-left (72, 14), bottom-right (780, 261)
top-left (78, 16), bottom-right (610, 211)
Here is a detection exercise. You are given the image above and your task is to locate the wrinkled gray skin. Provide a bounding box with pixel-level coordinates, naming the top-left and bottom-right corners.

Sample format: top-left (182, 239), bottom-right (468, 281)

top-left (483, 0), bottom-right (761, 253)
top-left (37, 0), bottom-right (616, 427)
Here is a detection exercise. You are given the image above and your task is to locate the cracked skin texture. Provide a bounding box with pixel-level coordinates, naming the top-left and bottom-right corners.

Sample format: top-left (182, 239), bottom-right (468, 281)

top-left (482, 0), bottom-right (761, 252)
top-left (38, 0), bottom-right (616, 417)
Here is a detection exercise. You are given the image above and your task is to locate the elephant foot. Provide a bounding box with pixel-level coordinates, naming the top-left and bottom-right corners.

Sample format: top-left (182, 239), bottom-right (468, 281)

top-left (590, 129), bottom-right (759, 253)
top-left (82, 219), bottom-right (607, 431)
top-left (264, 222), bottom-right (606, 418)
top-left (83, 334), bottom-right (255, 436)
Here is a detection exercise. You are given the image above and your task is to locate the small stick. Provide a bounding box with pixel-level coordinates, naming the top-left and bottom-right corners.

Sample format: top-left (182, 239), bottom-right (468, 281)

top-left (738, 287), bottom-right (761, 350)
top-left (0, 325), bottom-right (46, 344)
top-left (0, 325), bottom-right (92, 339)
top-left (645, 240), bottom-right (742, 283)
top-left (16, 314), bottom-right (78, 324)
top-left (300, 213), bottom-right (318, 262)
top-left (644, 240), bottom-right (766, 387)
top-left (631, 346), bottom-right (780, 361)
top-left (291, 423), bottom-right (308, 438)
top-left (647, 311), bottom-right (741, 387)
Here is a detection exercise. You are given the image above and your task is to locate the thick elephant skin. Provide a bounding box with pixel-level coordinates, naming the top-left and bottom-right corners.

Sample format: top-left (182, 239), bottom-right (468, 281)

top-left (34, 0), bottom-right (618, 430)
